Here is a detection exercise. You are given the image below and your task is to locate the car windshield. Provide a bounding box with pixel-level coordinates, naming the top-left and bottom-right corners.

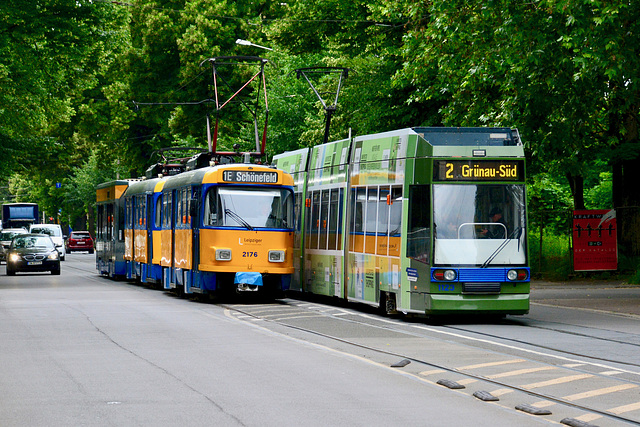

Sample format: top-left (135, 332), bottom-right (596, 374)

top-left (12, 235), bottom-right (55, 250)
top-left (72, 233), bottom-right (91, 239)
top-left (30, 227), bottom-right (60, 237)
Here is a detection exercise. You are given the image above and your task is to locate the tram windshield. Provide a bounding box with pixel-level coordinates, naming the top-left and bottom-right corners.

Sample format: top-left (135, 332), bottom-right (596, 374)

top-left (203, 186), bottom-right (294, 230)
top-left (433, 184), bottom-right (526, 266)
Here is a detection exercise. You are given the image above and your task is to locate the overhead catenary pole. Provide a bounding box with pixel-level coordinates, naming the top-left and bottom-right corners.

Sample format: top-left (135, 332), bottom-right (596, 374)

top-left (295, 67), bottom-right (349, 144)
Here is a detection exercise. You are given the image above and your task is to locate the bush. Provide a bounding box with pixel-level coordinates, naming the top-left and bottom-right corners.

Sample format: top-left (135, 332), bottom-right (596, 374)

top-left (528, 230), bottom-right (572, 280)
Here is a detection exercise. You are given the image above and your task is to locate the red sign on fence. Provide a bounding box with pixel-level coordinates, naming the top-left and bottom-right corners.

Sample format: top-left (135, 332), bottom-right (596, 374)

top-left (573, 209), bottom-right (617, 271)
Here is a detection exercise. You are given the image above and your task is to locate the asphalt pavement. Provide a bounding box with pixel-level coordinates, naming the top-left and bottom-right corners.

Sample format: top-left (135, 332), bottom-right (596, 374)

top-left (530, 278), bottom-right (640, 317)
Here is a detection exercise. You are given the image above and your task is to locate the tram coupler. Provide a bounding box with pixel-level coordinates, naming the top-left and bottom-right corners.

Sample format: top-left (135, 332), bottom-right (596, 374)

top-left (236, 284), bottom-right (260, 292)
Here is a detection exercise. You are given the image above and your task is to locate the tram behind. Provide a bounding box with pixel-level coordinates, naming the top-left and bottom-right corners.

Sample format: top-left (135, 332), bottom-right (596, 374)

top-left (96, 164), bottom-right (295, 297)
top-left (274, 127), bottom-right (529, 316)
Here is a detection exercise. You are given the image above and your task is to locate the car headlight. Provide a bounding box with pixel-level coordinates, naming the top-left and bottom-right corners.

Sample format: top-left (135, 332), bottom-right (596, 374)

top-left (268, 250), bottom-right (285, 263)
top-left (48, 251), bottom-right (59, 260)
top-left (215, 248), bottom-right (232, 261)
top-left (9, 253), bottom-right (21, 263)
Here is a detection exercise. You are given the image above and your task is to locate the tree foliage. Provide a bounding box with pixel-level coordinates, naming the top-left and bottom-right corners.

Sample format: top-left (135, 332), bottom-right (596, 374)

top-left (1, 0), bottom-right (638, 257)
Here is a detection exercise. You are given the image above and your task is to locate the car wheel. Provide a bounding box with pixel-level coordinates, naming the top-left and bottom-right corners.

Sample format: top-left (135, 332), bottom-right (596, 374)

top-left (61, 254), bottom-right (66, 261)
top-left (51, 268), bottom-right (60, 275)
top-left (7, 268), bottom-right (15, 276)
top-left (89, 249), bottom-right (94, 254)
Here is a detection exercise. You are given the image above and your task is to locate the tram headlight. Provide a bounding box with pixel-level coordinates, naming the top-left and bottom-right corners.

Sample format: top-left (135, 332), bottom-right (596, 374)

top-left (507, 269), bottom-right (528, 281)
top-left (433, 269), bottom-right (457, 281)
top-left (268, 250), bottom-right (285, 263)
top-left (215, 249), bottom-right (232, 261)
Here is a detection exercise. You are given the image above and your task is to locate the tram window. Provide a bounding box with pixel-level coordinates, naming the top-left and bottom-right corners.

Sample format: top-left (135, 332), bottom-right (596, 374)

top-left (389, 187), bottom-right (402, 236)
top-left (118, 204), bottom-right (125, 241)
top-left (155, 196), bottom-right (162, 228)
top-left (377, 187), bottom-right (390, 235)
top-left (182, 188), bottom-right (188, 224)
top-left (309, 191), bottom-right (320, 249)
top-left (407, 185), bottom-right (431, 264)
top-left (349, 188), bottom-right (366, 253)
top-left (320, 190), bottom-right (329, 250)
top-left (203, 187), bottom-right (221, 226)
top-left (328, 189), bottom-right (340, 250)
top-left (176, 190), bottom-right (182, 226)
top-left (141, 196), bottom-right (147, 226)
top-left (97, 205), bottom-right (104, 239)
top-left (166, 192), bottom-right (173, 228)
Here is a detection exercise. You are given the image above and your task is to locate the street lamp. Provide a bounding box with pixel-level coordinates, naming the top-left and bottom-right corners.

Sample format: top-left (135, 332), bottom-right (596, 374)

top-left (235, 39), bottom-right (273, 51)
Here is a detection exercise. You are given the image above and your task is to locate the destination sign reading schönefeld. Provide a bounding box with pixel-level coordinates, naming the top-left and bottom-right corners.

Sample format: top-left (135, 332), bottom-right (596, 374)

top-left (434, 160), bottom-right (524, 181)
top-left (222, 170), bottom-right (279, 183)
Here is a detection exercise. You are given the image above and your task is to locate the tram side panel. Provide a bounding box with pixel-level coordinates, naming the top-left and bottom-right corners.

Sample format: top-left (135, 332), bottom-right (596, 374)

top-left (347, 131), bottom-right (414, 312)
top-left (273, 148), bottom-right (310, 293)
top-left (303, 139), bottom-right (350, 298)
top-left (96, 181), bottom-right (130, 278)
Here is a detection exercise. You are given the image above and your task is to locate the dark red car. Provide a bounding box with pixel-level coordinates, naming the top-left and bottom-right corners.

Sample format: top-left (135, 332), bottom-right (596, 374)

top-left (65, 231), bottom-right (94, 254)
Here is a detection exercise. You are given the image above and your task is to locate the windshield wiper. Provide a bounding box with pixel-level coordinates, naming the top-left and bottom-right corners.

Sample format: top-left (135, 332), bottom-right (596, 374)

top-left (224, 209), bottom-right (253, 231)
top-left (481, 227), bottom-right (522, 268)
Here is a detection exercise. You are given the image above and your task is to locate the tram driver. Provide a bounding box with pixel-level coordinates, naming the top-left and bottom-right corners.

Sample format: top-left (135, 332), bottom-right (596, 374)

top-left (480, 207), bottom-right (507, 239)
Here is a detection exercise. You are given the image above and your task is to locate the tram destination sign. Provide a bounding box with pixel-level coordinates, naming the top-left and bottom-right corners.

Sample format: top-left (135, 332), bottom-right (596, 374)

top-left (434, 160), bottom-right (524, 182)
top-left (222, 170), bottom-right (279, 184)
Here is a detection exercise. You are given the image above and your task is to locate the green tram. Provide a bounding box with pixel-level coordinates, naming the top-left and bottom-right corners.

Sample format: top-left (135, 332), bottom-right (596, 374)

top-left (273, 127), bottom-right (529, 316)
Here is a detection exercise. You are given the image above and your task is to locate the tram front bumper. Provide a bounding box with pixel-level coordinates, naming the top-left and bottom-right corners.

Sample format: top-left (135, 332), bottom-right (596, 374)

top-left (424, 293), bottom-right (530, 315)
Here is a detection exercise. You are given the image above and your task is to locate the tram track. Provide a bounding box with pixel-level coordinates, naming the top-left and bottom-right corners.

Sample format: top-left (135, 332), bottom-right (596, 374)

top-left (443, 321), bottom-right (640, 369)
top-left (221, 300), bottom-right (640, 426)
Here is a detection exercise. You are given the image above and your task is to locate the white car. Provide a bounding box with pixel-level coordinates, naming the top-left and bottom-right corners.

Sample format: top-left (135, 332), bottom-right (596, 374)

top-left (29, 224), bottom-right (67, 261)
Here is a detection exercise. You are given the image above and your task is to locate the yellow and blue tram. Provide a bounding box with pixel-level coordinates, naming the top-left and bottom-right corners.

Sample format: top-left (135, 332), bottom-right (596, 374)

top-left (96, 163), bottom-right (295, 296)
top-left (274, 127), bottom-right (530, 316)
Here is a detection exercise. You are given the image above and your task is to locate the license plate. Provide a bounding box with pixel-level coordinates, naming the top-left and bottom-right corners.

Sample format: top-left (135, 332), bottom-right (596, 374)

top-left (28, 261), bottom-right (43, 266)
top-left (77, 240), bottom-right (85, 244)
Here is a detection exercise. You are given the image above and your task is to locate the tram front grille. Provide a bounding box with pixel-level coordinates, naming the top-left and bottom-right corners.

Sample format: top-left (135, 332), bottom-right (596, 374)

top-left (461, 282), bottom-right (501, 294)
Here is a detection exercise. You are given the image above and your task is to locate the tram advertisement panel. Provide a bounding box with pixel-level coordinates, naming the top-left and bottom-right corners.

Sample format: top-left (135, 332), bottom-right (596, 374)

top-left (573, 209), bottom-right (617, 271)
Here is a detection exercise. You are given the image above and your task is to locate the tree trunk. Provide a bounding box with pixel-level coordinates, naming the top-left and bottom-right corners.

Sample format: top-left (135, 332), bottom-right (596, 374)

top-left (613, 157), bottom-right (640, 257)
top-left (566, 173), bottom-right (585, 210)
top-left (612, 109), bottom-right (640, 257)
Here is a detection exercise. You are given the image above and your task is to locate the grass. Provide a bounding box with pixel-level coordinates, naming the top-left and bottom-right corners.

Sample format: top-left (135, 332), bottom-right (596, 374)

top-left (528, 230), bottom-right (640, 283)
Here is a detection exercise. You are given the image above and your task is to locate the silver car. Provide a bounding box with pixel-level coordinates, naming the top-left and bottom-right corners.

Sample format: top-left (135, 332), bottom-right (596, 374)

top-left (0, 228), bottom-right (28, 262)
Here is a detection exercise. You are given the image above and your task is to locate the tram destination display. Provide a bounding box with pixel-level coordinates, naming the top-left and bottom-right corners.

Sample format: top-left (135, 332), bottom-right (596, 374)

top-left (434, 160), bottom-right (524, 182)
top-left (222, 170), bottom-right (279, 183)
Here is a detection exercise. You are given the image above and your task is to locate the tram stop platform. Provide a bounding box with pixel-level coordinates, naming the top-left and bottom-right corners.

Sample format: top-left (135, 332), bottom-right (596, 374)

top-left (530, 279), bottom-right (640, 317)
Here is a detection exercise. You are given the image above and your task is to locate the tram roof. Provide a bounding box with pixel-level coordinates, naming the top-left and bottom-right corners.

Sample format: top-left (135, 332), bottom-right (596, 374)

top-left (413, 127), bottom-right (521, 147)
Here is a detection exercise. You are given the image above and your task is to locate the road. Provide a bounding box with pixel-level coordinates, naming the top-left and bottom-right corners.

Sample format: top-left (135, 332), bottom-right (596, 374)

top-left (1, 254), bottom-right (639, 426)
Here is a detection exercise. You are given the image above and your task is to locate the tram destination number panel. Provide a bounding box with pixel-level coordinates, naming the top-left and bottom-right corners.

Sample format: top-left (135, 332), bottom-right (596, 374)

top-left (434, 160), bottom-right (524, 182)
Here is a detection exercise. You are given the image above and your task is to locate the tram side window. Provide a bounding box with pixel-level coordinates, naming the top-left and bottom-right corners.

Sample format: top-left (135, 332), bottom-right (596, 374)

top-left (162, 192), bottom-right (172, 228)
top-left (118, 204), bottom-right (125, 241)
top-left (389, 187), bottom-right (403, 236)
top-left (307, 191), bottom-right (321, 249)
top-left (203, 187), bottom-right (221, 226)
top-left (97, 205), bottom-right (104, 240)
top-left (155, 195), bottom-right (162, 228)
top-left (349, 188), bottom-right (366, 252)
top-left (328, 189), bottom-right (341, 250)
top-left (319, 190), bottom-right (329, 249)
top-left (407, 185), bottom-right (431, 264)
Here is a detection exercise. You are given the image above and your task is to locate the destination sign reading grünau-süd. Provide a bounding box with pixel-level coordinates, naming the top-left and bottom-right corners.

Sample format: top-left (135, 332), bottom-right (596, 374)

top-left (434, 160), bottom-right (524, 182)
